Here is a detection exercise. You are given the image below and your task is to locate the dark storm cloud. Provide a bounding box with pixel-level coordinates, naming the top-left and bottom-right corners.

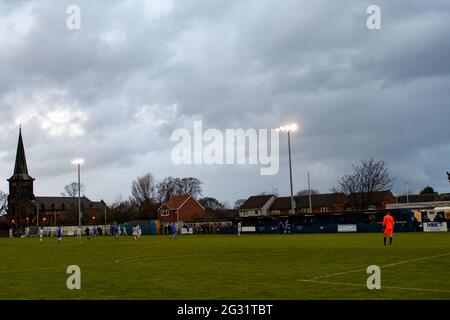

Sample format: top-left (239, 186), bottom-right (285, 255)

top-left (0, 0), bottom-right (449, 202)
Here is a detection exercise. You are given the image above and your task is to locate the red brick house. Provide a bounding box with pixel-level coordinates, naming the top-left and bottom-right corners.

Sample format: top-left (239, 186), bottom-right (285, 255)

top-left (299, 193), bottom-right (346, 214)
top-left (158, 195), bottom-right (206, 223)
top-left (344, 190), bottom-right (397, 211)
top-left (397, 193), bottom-right (440, 204)
top-left (270, 193), bottom-right (346, 216)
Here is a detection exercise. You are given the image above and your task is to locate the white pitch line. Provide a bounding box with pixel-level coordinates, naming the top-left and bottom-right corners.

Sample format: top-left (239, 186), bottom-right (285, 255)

top-left (299, 279), bottom-right (450, 294)
top-left (309, 252), bottom-right (450, 281)
top-left (114, 255), bottom-right (141, 264)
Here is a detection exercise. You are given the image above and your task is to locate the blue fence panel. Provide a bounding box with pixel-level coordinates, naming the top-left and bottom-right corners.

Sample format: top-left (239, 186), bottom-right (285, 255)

top-left (357, 224), bottom-right (381, 233)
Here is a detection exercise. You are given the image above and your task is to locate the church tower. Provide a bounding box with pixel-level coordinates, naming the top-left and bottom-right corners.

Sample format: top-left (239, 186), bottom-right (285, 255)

top-left (7, 128), bottom-right (35, 228)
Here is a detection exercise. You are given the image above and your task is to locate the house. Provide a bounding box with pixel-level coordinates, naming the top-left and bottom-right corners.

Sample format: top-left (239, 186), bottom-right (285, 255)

top-left (35, 196), bottom-right (106, 226)
top-left (239, 195), bottom-right (276, 217)
top-left (296, 193), bottom-right (347, 213)
top-left (440, 193), bottom-right (450, 201)
top-left (297, 193), bottom-right (347, 214)
top-left (269, 196), bottom-right (295, 216)
top-left (397, 194), bottom-right (440, 204)
top-left (344, 190), bottom-right (397, 211)
top-left (270, 193), bottom-right (346, 216)
top-left (387, 194), bottom-right (450, 211)
top-left (158, 195), bottom-right (206, 223)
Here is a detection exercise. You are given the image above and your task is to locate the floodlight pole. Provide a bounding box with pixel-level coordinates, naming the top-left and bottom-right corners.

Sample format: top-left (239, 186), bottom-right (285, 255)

top-left (406, 181), bottom-right (409, 204)
top-left (288, 130), bottom-right (295, 215)
top-left (308, 172), bottom-right (313, 214)
top-left (36, 201), bottom-right (39, 228)
top-left (77, 163), bottom-right (81, 228)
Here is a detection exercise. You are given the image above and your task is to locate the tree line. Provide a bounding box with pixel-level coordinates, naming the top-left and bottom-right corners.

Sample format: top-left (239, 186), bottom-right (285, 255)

top-left (107, 174), bottom-right (247, 223)
top-left (1, 158), bottom-right (447, 222)
top-left (107, 174), bottom-right (202, 222)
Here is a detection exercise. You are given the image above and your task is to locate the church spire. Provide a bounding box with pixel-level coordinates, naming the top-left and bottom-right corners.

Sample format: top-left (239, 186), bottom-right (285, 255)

top-left (9, 127), bottom-right (34, 181)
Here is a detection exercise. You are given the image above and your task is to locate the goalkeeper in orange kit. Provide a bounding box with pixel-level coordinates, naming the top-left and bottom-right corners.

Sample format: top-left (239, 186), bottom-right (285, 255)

top-left (382, 211), bottom-right (395, 246)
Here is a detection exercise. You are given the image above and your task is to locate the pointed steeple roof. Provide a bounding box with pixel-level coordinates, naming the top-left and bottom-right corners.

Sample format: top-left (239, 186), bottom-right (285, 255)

top-left (8, 127), bottom-right (34, 181)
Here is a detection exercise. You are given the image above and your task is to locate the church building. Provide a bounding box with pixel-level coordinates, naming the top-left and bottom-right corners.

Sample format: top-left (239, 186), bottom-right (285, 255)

top-left (7, 129), bottom-right (106, 229)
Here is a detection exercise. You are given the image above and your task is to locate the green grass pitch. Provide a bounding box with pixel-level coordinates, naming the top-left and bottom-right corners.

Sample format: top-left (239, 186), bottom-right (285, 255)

top-left (1, 233), bottom-right (449, 300)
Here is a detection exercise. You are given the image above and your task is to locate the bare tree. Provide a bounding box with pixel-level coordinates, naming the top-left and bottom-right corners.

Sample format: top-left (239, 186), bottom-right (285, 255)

top-left (109, 197), bottom-right (138, 223)
top-left (257, 187), bottom-right (279, 196)
top-left (130, 173), bottom-right (157, 207)
top-left (62, 182), bottom-right (85, 198)
top-left (156, 177), bottom-right (180, 203)
top-left (177, 177), bottom-right (203, 198)
top-left (332, 174), bottom-right (359, 195)
top-left (233, 199), bottom-right (246, 209)
top-left (156, 177), bottom-right (203, 203)
top-left (333, 158), bottom-right (394, 210)
top-left (199, 197), bottom-right (225, 210)
top-left (420, 186), bottom-right (436, 195)
top-left (0, 191), bottom-right (8, 216)
top-left (296, 189), bottom-right (320, 197)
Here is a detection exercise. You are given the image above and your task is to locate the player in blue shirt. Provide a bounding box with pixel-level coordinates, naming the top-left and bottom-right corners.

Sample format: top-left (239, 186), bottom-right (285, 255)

top-left (170, 223), bottom-right (178, 240)
top-left (85, 226), bottom-right (91, 240)
top-left (57, 226), bottom-right (62, 242)
top-left (115, 225), bottom-right (120, 238)
top-left (168, 224), bottom-right (174, 240)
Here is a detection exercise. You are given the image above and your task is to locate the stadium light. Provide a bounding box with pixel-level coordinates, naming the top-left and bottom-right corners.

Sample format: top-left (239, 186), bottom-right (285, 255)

top-left (277, 123), bottom-right (298, 216)
top-left (71, 158), bottom-right (85, 228)
top-left (276, 123), bottom-right (298, 133)
top-left (71, 158), bottom-right (85, 165)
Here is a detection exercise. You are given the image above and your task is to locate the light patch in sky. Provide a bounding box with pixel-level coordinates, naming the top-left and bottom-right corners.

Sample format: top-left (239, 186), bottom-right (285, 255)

top-left (0, 2), bottom-right (36, 49)
top-left (134, 104), bottom-right (178, 127)
top-left (40, 109), bottom-right (88, 137)
top-left (142, 0), bottom-right (174, 19)
top-left (100, 28), bottom-right (127, 46)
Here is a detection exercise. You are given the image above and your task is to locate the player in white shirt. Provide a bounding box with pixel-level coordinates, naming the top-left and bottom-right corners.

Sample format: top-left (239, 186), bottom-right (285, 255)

top-left (132, 226), bottom-right (138, 240)
top-left (38, 227), bottom-right (44, 242)
top-left (122, 225), bottom-right (128, 236)
top-left (76, 226), bottom-right (81, 240)
top-left (237, 222), bottom-right (242, 237)
top-left (137, 225), bottom-right (142, 238)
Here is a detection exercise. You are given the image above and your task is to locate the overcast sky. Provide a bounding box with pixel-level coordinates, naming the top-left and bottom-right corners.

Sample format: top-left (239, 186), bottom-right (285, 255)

top-left (1, 0), bottom-right (449, 205)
